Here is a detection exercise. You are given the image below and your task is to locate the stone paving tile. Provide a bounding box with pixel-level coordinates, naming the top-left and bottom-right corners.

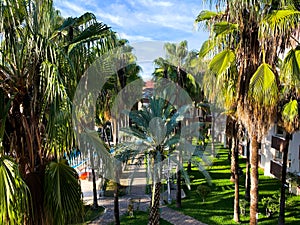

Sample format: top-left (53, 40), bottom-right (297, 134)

top-left (83, 160), bottom-right (207, 225)
top-left (160, 205), bottom-right (207, 225)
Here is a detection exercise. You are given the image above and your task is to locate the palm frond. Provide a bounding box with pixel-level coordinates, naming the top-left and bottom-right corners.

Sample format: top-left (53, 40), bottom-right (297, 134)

top-left (263, 9), bottom-right (300, 35)
top-left (213, 22), bottom-right (238, 37)
top-left (198, 40), bottom-right (216, 58)
top-left (209, 49), bottom-right (236, 76)
top-left (281, 46), bottom-right (300, 86)
top-left (282, 99), bottom-right (298, 123)
top-left (195, 10), bottom-right (220, 22)
top-left (248, 63), bottom-right (278, 106)
top-left (44, 160), bottom-right (83, 225)
top-left (0, 156), bottom-right (31, 224)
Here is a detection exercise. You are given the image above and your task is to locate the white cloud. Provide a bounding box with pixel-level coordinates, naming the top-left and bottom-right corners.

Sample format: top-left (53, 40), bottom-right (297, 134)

top-left (98, 12), bottom-right (123, 27)
top-left (118, 33), bottom-right (153, 42)
top-left (54, 0), bottom-right (207, 51)
top-left (138, 0), bottom-right (173, 7)
top-left (55, 0), bottom-right (87, 17)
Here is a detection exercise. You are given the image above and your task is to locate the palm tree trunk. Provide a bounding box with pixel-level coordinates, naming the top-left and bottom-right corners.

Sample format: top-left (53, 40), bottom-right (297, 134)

top-left (278, 133), bottom-right (291, 225)
top-left (230, 135), bottom-right (236, 181)
top-left (114, 182), bottom-right (120, 225)
top-left (92, 168), bottom-right (98, 209)
top-left (176, 170), bottom-right (181, 208)
top-left (114, 140), bottom-right (120, 225)
top-left (245, 139), bottom-right (251, 201)
top-left (211, 113), bottom-right (215, 156)
top-left (89, 148), bottom-right (98, 209)
top-left (148, 182), bottom-right (161, 225)
top-left (233, 134), bottom-right (240, 222)
top-left (250, 134), bottom-right (259, 225)
top-left (187, 159), bottom-right (192, 172)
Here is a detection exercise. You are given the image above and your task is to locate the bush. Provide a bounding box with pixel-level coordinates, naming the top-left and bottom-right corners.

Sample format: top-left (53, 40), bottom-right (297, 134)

top-left (196, 185), bottom-right (211, 202)
top-left (261, 193), bottom-right (280, 217)
top-left (239, 199), bottom-right (248, 216)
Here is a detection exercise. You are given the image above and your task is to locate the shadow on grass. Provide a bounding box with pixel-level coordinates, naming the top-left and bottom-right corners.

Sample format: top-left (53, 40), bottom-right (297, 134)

top-left (172, 144), bottom-right (300, 225)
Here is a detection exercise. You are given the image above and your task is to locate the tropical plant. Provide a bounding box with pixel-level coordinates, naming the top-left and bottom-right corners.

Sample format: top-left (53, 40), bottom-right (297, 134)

top-left (44, 160), bottom-right (83, 224)
top-left (118, 96), bottom-right (193, 225)
top-left (196, 184), bottom-right (211, 202)
top-left (0, 0), bottom-right (117, 223)
top-left (0, 156), bottom-right (31, 225)
top-left (276, 44), bottom-right (300, 224)
top-left (195, 1), bottom-right (300, 224)
top-left (153, 41), bottom-right (205, 208)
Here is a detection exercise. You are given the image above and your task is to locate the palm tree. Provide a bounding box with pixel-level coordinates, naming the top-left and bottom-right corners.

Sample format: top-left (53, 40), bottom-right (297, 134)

top-left (276, 45), bottom-right (300, 225)
top-left (0, 0), bottom-right (117, 223)
top-left (195, 1), bottom-right (300, 224)
top-left (120, 94), bottom-right (192, 225)
top-left (153, 41), bottom-right (205, 208)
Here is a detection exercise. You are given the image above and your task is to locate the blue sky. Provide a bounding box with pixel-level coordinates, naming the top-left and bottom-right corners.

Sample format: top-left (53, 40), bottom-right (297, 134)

top-left (54, 0), bottom-right (209, 80)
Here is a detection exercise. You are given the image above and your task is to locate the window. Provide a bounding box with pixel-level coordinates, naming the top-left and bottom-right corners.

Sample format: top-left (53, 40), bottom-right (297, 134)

top-left (275, 125), bottom-right (285, 137)
top-left (275, 150), bottom-right (283, 162)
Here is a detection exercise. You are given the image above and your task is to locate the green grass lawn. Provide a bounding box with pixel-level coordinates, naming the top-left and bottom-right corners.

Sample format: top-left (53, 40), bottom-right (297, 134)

top-left (72, 205), bottom-right (105, 225)
top-left (110, 211), bottom-right (172, 225)
top-left (170, 144), bottom-right (300, 225)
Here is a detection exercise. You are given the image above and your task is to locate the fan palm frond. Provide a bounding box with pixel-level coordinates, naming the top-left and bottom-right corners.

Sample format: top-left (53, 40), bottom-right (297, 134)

top-left (44, 160), bottom-right (83, 225)
top-left (248, 63), bottom-right (278, 106)
top-left (0, 156), bottom-right (31, 225)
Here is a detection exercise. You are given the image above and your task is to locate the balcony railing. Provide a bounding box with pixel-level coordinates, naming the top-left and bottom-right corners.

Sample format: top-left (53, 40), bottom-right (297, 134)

top-left (270, 160), bottom-right (282, 179)
top-left (271, 135), bottom-right (287, 152)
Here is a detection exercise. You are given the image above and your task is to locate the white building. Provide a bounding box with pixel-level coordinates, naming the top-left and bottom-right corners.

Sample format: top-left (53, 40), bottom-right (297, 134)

top-left (259, 124), bottom-right (300, 194)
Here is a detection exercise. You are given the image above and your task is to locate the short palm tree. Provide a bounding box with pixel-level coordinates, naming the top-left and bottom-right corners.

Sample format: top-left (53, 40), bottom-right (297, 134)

top-left (120, 96), bottom-right (191, 225)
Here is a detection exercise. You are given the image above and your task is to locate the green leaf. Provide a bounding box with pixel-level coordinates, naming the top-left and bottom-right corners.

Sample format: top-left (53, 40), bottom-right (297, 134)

top-left (249, 63), bottom-right (278, 106)
top-left (265, 9), bottom-right (300, 31)
top-left (281, 47), bottom-right (300, 84)
top-left (282, 100), bottom-right (298, 122)
top-left (44, 160), bottom-right (83, 224)
top-left (0, 156), bottom-right (31, 224)
top-left (209, 50), bottom-right (236, 76)
top-left (213, 22), bottom-right (238, 37)
top-left (195, 10), bottom-right (219, 22)
top-left (198, 40), bottom-right (216, 58)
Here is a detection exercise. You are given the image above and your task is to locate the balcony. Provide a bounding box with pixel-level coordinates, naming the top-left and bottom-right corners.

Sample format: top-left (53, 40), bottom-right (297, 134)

top-left (271, 135), bottom-right (287, 152)
top-left (270, 160), bottom-right (282, 179)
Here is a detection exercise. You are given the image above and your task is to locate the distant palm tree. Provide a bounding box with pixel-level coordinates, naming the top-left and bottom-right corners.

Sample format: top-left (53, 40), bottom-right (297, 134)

top-left (153, 41), bottom-right (205, 208)
top-left (120, 97), bottom-right (190, 225)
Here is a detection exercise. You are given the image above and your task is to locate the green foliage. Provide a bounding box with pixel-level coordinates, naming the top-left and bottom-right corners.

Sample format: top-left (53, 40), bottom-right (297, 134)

top-left (248, 63), bottom-right (278, 106)
top-left (196, 184), bottom-right (211, 202)
top-left (195, 10), bottom-right (220, 22)
top-left (282, 99), bottom-right (298, 123)
top-left (209, 50), bottom-right (236, 77)
top-left (281, 47), bottom-right (300, 83)
top-left (261, 193), bottom-right (280, 217)
top-left (44, 160), bottom-right (84, 225)
top-left (213, 22), bottom-right (238, 37)
top-left (0, 156), bottom-right (31, 225)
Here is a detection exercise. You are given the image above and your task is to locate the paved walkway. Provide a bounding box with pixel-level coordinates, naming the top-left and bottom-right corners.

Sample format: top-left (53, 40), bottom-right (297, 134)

top-left (81, 161), bottom-right (207, 225)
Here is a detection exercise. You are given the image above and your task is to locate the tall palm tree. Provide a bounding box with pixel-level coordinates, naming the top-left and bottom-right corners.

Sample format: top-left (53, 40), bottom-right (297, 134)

top-left (195, 1), bottom-right (300, 224)
top-left (276, 44), bottom-right (300, 225)
top-left (0, 0), bottom-right (117, 223)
